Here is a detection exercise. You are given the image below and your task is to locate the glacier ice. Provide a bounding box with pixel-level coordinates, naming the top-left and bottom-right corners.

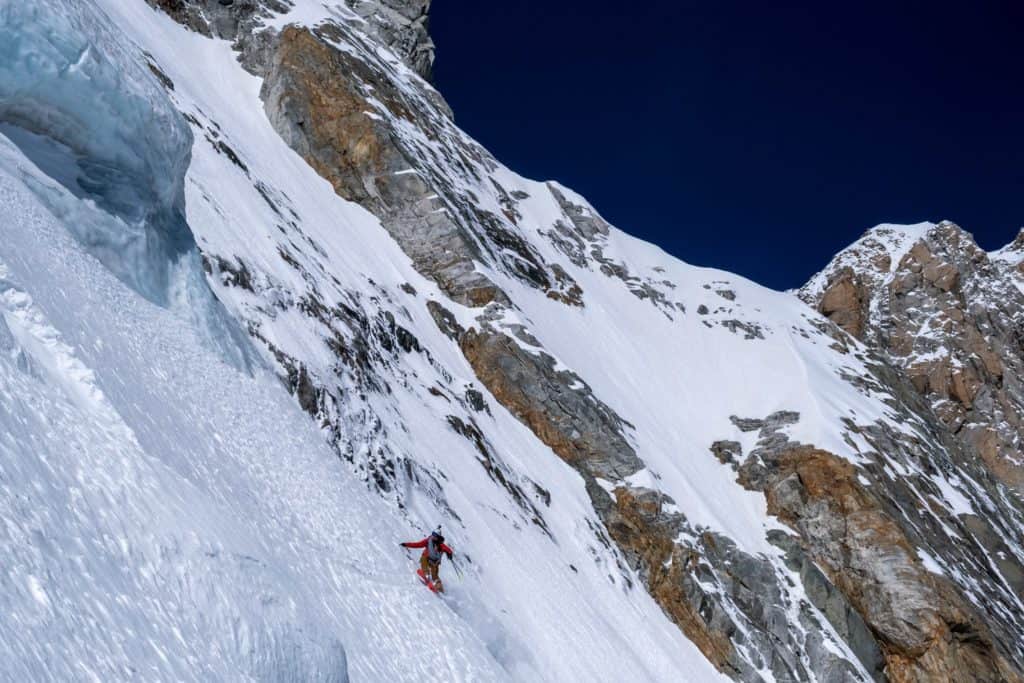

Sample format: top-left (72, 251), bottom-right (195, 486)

top-left (0, 148), bottom-right (352, 680)
top-left (0, 0), bottom-right (190, 219)
top-left (11, 0), bottom-right (1013, 679)
top-left (0, 0), bottom-right (255, 369)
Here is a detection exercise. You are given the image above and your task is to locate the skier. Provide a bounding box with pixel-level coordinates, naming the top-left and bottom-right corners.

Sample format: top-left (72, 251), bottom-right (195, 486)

top-left (400, 528), bottom-right (454, 593)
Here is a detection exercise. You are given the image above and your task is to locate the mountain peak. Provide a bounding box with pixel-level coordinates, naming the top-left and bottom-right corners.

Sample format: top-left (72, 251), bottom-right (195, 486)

top-left (863, 220), bottom-right (935, 239)
top-left (4, 2), bottom-right (1024, 681)
top-left (993, 227), bottom-right (1024, 261)
top-left (802, 215), bottom-right (1024, 489)
top-left (144, 0), bottom-right (436, 80)
top-left (344, 0), bottom-right (435, 79)
top-left (800, 223), bottom-right (934, 304)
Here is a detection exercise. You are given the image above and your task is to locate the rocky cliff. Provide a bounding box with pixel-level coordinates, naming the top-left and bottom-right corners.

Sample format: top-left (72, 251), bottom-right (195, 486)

top-left (4, 1), bottom-right (1023, 680)
top-left (140, 2), bottom-right (1024, 680)
top-left (802, 222), bottom-right (1024, 494)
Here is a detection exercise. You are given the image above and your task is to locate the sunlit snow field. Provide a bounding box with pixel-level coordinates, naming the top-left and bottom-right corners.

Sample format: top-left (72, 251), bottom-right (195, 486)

top-left (1, 1), bottom-right (1005, 681)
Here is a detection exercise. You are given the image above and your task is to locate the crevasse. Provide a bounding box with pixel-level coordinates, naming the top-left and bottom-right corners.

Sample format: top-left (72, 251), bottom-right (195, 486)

top-left (0, 0), bottom-right (254, 369)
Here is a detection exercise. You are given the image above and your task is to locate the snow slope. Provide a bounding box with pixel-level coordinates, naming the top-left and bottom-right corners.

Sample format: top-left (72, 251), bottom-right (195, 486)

top-left (0, 1), bottom-right (726, 680)
top-left (2, 0), bottom-right (1022, 680)
top-left (0, 134), bottom-right (515, 681)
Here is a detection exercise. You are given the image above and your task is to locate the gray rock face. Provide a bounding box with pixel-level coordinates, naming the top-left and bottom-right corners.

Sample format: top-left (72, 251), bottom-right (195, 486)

top-left (547, 183), bottom-right (686, 317)
top-left (768, 530), bottom-right (886, 682)
top-left (459, 323), bottom-right (641, 483)
top-left (146, 0), bottom-right (433, 78)
top-left (143, 0), bottom-right (285, 73)
top-left (722, 403), bottom-right (1024, 681)
top-left (144, 4), bottom-right (1024, 681)
top-left (802, 222), bottom-right (1024, 493)
top-left (343, 0), bottom-right (435, 80)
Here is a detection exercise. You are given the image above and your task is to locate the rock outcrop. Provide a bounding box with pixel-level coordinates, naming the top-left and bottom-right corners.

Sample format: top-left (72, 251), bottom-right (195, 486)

top-left (141, 2), bottom-right (1024, 680)
top-left (720, 407), bottom-right (1024, 682)
top-left (749, 445), bottom-right (1019, 682)
top-left (802, 222), bottom-right (1024, 493)
top-left (261, 25), bottom-right (504, 306)
top-left (817, 266), bottom-right (869, 338)
top-left (344, 0), bottom-right (435, 80)
top-left (145, 0), bottom-right (433, 77)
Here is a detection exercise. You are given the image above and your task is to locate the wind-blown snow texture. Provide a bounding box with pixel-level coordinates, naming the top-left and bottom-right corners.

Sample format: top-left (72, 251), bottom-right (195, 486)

top-left (0, 2), bottom-right (720, 680)
top-left (1, 1), bottom-right (1023, 682)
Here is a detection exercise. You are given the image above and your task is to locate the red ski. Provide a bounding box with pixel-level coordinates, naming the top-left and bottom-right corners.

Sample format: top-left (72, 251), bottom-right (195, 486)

top-left (416, 568), bottom-right (441, 593)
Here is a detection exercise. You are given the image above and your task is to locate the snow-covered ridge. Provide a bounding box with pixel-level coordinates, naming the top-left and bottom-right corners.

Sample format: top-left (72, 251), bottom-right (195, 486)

top-left (801, 221), bottom-right (935, 297)
top-left (990, 228), bottom-right (1024, 268)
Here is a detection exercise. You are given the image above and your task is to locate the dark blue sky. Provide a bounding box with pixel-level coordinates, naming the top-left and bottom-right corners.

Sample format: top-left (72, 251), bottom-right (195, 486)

top-left (430, 2), bottom-right (1024, 290)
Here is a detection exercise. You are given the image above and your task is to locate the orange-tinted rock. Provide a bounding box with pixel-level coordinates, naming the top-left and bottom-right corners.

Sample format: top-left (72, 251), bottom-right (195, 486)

top-left (747, 445), bottom-right (1023, 682)
top-left (819, 267), bottom-right (869, 338)
top-left (605, 488), bottom-right (736, 672)
top-left (802, 222), bottom-right (1024, 494)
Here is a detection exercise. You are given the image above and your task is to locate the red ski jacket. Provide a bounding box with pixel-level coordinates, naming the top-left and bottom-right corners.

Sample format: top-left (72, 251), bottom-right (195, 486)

top-left (401, 537), bottom-right (453, 562)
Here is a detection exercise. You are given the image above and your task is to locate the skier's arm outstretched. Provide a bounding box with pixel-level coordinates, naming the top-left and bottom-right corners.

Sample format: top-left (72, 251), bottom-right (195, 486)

top-left (398, 538), bottom-right (453, 560)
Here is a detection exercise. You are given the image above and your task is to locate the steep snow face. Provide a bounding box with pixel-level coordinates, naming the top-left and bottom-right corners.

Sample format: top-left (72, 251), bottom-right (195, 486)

top-left (4, 1), bottom-right (1024, 681)
top-left (0, 76), bottom-right (532, 683)
top-left (0, 146), bottom-right (346, 680)
top-left (84, 3), bottom-right (733, 681)
top-left (0, 2), bottom-right (728, 681)
top-left (112, 2), bottom-right (884, 678)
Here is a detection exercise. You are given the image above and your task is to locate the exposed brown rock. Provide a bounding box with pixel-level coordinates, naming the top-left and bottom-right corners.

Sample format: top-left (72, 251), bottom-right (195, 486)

top-left (802, 222), bottom-right (1024, 494)
top-left (819, 267), bottom-right (869, 338)
top-left (964, 425), bottom-right (1024, 490)
top-left (743, 444), bottom-right (1023, 683)
top-left (872, 252), bottom-right (892, 272)
top-left (604, 488), bottom-right (736, 672)
top-left (260, 26), bottom-right (507, 307)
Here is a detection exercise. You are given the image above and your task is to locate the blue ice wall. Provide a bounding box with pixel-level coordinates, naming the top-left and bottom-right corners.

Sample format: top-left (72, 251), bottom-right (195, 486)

top-left (0, 0), bottom-right (255, 369)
